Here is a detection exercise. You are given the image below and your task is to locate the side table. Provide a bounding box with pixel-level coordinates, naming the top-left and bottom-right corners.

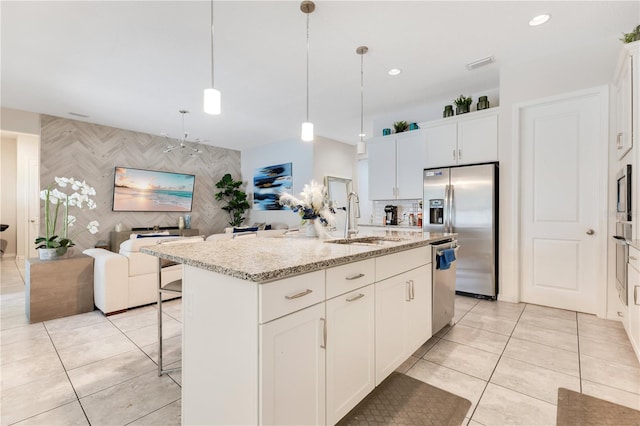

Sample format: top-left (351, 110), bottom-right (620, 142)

top-left (25, 253), bottom-right (95, 323)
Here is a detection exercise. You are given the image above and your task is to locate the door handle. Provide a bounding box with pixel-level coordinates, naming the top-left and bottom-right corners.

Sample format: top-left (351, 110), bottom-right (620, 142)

top-left (586, 229), bottom-right (595, 236)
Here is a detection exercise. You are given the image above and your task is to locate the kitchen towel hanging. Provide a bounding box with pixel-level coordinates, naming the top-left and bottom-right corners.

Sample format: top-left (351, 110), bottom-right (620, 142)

top-left (437, 248), bottom-right (456, 270)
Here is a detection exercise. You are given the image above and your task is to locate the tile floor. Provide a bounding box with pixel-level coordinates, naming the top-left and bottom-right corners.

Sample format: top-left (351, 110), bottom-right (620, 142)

top-left (2, 257), bottom-right (640, 425)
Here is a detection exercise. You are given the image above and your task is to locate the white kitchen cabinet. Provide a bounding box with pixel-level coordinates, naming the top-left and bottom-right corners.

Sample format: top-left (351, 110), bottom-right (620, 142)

top-left (367, 130), bottom-right (427, 200)
top-left (424, 110), bottom-right (498, 168)
top-left (374, 264), bottom-right (432, 385)
top-left (326, 285), bottom-right (375, 425)
top-left (626, 246), bottom-right (640, 361)
top-left (614, 42), bottom-right (638, 160)
top-left (260, 302), bottom-right (326, 426)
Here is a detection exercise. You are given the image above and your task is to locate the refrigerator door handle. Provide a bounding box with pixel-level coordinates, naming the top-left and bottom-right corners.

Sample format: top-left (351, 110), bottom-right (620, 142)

top-left (449, 184), bottom-right (454, 233)
top-left (444, 184), bottom-right (450, 232)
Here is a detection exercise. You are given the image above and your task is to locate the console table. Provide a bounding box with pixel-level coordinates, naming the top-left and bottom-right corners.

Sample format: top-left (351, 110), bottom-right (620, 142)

top-left (25, 254), bottom-right (94, 323)
top-left (109, 228), bottom-right (200, 252)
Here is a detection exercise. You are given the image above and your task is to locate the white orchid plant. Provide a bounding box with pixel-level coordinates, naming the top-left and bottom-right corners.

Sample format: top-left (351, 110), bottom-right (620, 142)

top-left (278, 180), bottom-right (335, 226)
top-left (35, 177), bottom-right (100, 250)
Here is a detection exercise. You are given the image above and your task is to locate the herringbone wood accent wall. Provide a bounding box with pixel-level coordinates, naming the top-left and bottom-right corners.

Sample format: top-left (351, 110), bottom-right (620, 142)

top-left (40, 115), bottom-right (241, 251)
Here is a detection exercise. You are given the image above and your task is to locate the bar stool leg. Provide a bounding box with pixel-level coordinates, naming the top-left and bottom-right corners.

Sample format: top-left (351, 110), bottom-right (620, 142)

top-left (158, 267), bottom-right (164, 376)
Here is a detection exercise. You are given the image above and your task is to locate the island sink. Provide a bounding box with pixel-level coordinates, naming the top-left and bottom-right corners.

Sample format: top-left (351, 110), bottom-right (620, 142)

top-left (325, 235), bottom-right (408, 245)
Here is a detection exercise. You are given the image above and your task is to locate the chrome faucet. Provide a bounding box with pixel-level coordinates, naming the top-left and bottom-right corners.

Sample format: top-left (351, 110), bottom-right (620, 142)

top-left (345, 191), bottom-right (360, 239)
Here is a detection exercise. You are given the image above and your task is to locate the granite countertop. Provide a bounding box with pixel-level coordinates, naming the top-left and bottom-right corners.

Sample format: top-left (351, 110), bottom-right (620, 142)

top-left (141, 229), bottom-right (455, 283)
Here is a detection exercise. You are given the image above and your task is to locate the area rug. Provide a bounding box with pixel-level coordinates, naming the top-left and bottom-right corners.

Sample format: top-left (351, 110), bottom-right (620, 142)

top-left (556, 387), bottom-right (640, 426)
top-left (336, 372), bottom-right (471, 426)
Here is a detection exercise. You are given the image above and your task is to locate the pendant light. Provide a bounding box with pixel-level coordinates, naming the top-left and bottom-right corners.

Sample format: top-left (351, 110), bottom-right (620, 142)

top-left (204, 0), bottom-right (221, 115)
top-left (300, 1), bottom-right (315, 142)
top-left (356, 46), bottom-right (368, 155)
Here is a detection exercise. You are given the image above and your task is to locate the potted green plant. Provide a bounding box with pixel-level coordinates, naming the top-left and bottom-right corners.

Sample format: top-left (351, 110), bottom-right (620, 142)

top-left (621, 25), bottom-right (640, 43)
top-left (453, 95), bottom-right (473, 115)
top-left (393, 121), bottom-right (409, 133)
top-left (215, 173), bottom-right (250, 227)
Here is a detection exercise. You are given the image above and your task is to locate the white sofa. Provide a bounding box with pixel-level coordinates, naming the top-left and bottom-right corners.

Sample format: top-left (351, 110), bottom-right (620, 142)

top-left (83, 235), bottom-right (203, 315)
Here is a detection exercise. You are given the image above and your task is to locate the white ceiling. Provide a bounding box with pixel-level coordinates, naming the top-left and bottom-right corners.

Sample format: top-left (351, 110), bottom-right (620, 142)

top-left (1, 1), bottom-right (638, 151)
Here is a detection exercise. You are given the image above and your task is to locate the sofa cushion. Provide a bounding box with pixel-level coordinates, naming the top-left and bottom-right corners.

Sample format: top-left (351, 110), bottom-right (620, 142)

top-left (120, 236), bottom-right (181, 253)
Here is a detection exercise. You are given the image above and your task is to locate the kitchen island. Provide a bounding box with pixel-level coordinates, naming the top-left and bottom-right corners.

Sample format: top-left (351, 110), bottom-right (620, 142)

top-left (142, 229), bottom-right (454, 425)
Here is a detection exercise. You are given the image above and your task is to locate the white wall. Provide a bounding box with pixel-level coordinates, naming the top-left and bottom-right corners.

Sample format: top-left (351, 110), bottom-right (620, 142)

top-left (0, 137), bottom-right (18, 256)
top-left (16, 134), bottom-right (39, 259)
top-left (241, 137), bottom-right (355, 229)
top-left (1, 108), bottom-right (40, 135)
top-left (498, 36), bottom-right (622, 305)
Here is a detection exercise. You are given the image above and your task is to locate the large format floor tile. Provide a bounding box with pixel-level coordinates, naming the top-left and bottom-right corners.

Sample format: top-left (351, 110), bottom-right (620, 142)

top-left (502, 337), bottom-right (580, 377)
top-left (578, 321), bottom-right (633, 346)
top-left (0, 372), bottom-right (77, 425)
top-left (524, 303), bottom-right (577, 321)
top-left (57, 333), bottom-right (139, 370)
top-left (424, 339), bottom-right (500, 380)
top-left (406, 359), bottom-right (487, 418)
top-left (441, 323), bottom-right (509, 355)
top-left (128, 400), bottom-right (181, 426)
top-left (490, 356), bottom-right (580, 404)
top-left (580, 354), bottom-right (640, 394)
top-left (458, 311), bottom-right (518, 336)
top-left (67, 348), bottom-right (158, 397)
top-left (581, 379), bottom-right (640, 411)
top-left (579, 335), bottom-right (640, 368)
top-left (472, 383), bottom-right (557, 425)
top-left (1, 351), bottom-right (66, 391)
top-left (80, 371), bottom-right (181, 426)
top-left (12, 401), bottom-right (89, 426)
top-left (518, 310), bottom-right (577, 334)
top-left (511, 321), bottom-right (578, 352)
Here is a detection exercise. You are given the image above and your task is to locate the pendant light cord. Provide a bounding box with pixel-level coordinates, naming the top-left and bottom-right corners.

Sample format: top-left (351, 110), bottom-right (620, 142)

top-left (360, 53), bottom-right (364, 142)
top-left (305, 12), bottom-right (310, 122)
top-left (210, 0), bottom-right (214, 88)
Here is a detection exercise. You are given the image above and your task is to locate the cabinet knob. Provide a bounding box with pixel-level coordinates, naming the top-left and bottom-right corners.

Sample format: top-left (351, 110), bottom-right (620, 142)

top-left (586, 229), bottom-right (595, 236)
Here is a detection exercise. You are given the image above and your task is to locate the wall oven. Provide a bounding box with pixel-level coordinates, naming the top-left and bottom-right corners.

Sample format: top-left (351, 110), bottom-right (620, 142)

top-left (614, 222), bottom-right (632, 306)
top-left (616, 164), bottom-right (632, 222)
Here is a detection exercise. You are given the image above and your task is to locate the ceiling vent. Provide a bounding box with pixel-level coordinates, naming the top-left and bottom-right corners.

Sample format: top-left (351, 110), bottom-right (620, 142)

top-left (466, 56), bottom-right (495, 71)
top-left (68, 112), bottom-right (89, 118)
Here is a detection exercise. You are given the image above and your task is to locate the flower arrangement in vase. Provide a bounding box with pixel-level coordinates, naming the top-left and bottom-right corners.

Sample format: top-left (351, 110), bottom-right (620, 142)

top-left (278, 180), bottom-right (335, 238)
top-left (35, 177), bottom-right (100, 259)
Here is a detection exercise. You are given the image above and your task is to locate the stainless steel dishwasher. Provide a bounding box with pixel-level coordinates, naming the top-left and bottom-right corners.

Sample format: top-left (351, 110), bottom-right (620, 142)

top-left (432, 239), bottom-right (459, 335)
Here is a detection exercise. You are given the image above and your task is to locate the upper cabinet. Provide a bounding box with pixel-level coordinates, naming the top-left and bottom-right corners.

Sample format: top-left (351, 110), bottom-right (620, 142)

top-left (424, 109), bottom-right (499, 168)
top-left (614, 42), bottom-right (639, 160)
top-left (367, 130), bottom-right (427, 200)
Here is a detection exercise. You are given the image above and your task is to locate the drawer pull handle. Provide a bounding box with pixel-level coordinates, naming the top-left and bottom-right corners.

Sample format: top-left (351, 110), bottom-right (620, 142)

top-left (346, 273), bottom-right (365, 281)
top-left (285, 289), bottom-right (313, 300)
top-left (630, 256), bottom-right (638, 261)
top-left (320, 317), bottom-right (327, 349)
top-left (617, 311), bottom-right (624, 317)
top-left (635, 286), bottom-right (640, 306)
top-left (346, 293), bottom-right (365, 302)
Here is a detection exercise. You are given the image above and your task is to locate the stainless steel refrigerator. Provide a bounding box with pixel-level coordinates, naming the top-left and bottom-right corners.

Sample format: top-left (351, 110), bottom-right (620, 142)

top-left (423, 163), bottom-right (498, 298)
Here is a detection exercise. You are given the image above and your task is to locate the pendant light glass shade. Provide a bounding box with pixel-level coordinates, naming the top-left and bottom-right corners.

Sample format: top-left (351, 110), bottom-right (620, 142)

top-left (204, 88), bottom-right (221, 115)
top-left (301, 122), bottom-right (314, 142)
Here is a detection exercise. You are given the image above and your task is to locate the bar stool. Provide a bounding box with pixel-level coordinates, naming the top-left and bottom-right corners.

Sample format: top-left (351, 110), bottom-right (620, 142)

top-left (156, 236), bottom-right (203, 376)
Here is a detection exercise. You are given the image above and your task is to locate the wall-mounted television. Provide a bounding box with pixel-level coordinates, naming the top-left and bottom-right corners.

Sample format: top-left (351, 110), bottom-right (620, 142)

top-left (112, 167), bottom-right (195, 212)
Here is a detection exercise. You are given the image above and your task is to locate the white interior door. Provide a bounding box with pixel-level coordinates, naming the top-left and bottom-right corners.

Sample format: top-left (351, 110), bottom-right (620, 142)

top-left (28, 157), bottom-right (39, 258)
top-left (520, 89), bottom-right (605, 314)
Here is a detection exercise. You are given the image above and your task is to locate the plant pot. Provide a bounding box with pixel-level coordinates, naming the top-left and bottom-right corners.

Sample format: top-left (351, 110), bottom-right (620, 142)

top-left (455, 104), bottom-right (470, 115)
top-left (39, 248), bottom-right (59, 261)
top-left (477, 96), bottom-right (490, 111)
top-left (443, 105), bottom-right (454, 118)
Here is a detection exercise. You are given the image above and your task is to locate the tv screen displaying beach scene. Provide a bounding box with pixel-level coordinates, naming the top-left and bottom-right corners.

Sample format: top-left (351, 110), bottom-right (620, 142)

top-left (112, 167), bottom-right (195, 212)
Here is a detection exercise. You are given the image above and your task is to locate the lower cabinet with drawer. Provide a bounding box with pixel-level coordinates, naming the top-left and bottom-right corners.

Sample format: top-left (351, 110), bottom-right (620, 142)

top-left (627, 246), bottom-right (640, 361)
top-left (182, 246), bottom-right (433, 426)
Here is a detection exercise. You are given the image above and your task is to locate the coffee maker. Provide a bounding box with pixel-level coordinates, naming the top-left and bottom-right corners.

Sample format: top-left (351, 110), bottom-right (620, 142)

top-left (384, 205), bottom-right (398, 225)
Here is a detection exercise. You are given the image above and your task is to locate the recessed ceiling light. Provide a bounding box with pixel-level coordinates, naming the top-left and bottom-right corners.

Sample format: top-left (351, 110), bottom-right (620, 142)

top-left (388, 68), bottom-right (402, 76)
top-left (529, 14), bottom-right (550, 26)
